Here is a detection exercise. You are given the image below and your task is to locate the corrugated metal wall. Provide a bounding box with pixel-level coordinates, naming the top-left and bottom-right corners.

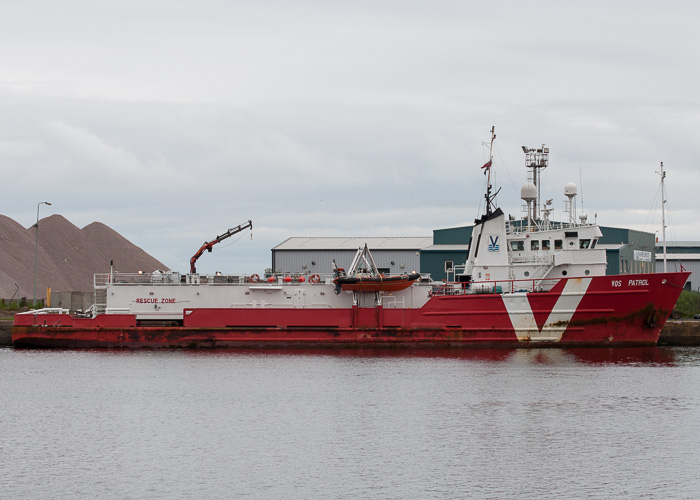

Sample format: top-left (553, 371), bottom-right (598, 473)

top-left (606, 250), bottom-right (620, 275)
top-left (655, 258), bottom-right (700, 291)
top-left (272, 250), bottom-right (422, 275)
top-left (433, 226), bottom-right (472, 245)
top-left (600, 226), bottom-right (630, 245)
top-left (420, 250), bottom-right (469, 281)
top-left (657, 245), bottom-right (700, 254)
top-left (600, 227), bottom-right (656, 275)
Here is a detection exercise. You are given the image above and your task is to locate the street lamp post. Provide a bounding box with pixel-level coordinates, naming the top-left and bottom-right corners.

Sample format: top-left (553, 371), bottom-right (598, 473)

top-left (33, 201), bottom-right (52, 306)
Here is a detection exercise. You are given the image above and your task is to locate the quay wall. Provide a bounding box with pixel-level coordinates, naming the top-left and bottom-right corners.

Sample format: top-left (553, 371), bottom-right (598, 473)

top-left (658, 320), bottom-right (700, 346)
top-left (0, 320), bottom-right (11, 346)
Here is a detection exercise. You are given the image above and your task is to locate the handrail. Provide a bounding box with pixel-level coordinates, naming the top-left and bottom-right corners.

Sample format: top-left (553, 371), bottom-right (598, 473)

top-left (506, 220), bottom-right (597, 235)
top-left (16, 307), bottom-right (70, 315)
top-left (431, 276), bottom-right (564, 296)
top-left (95, 272), bottom-right (339, 287)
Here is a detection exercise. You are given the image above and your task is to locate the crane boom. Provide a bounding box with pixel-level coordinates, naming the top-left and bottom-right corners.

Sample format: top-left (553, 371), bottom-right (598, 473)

top-left (189, 220), bottom-right (253, 274)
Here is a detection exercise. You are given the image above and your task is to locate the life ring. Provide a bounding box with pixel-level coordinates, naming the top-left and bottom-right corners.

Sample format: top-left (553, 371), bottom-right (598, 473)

top-left (249, 274), bottom-right (260, 283)
top-left (309, 274), bottom-right (320, 284)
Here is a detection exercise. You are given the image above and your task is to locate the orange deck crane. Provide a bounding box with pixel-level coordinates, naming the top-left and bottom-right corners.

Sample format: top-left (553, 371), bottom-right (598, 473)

top-left (189, 220), bottom-right (253, 274)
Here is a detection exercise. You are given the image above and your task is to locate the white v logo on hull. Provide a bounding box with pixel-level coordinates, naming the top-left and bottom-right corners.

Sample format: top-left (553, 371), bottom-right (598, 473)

top-left (502, 278), bottom-right (592, 342)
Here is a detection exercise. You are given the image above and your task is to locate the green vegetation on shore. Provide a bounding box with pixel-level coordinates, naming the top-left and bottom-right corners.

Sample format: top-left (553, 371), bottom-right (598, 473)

top-left (0, 299), bottom-right (37, 319)
top-left (1, 299), bottom-right (41, 311)
top-left (674, 290), bottom-right (700, 318)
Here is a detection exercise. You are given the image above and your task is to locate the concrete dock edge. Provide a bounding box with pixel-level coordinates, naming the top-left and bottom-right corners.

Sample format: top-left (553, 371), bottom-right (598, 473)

top-left (658, 320), bottom-right (700, 346)
top-left (0, 320), bottom-right (11, 346)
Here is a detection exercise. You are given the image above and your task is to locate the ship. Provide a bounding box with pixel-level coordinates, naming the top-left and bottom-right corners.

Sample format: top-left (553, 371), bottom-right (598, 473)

top-left (12, 128), bottom-right (689, 349)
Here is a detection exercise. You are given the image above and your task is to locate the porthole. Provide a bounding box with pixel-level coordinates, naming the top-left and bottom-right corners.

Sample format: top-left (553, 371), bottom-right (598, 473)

top-left (562, 270), bottom-right (568, 276)
top-left (524, 271), bottom-right (530, 277)
top-left (585, 270), bottom-right (590, 275)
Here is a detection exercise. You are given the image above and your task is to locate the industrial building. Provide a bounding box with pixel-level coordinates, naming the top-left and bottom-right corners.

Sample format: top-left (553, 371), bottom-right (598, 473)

top-left (271, 237), bottom-right (433, 276)
top-left (654, 242), bottom-right (700, 291)
top-left (272, 223), bottom-right (663, 283)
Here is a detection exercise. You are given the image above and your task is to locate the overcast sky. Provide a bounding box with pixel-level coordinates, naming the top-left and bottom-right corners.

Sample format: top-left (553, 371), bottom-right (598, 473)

top-left (3, 1), bottom-right (699, 274)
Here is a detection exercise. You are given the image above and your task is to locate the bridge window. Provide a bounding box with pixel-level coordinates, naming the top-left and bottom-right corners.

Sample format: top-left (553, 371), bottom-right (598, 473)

top-left (542, 240), bottom-right (551, 250)
top-left (555, 240), bottom-right (563, 250)
top-left (511, 241), bottom-right (524, 251)
top-left (531, 240), bottom-right (539, 250)
top-left (580, 239), bottom-right (591, 249)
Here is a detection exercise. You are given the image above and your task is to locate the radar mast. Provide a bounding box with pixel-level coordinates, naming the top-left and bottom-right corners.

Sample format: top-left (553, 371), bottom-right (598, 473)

top-left (521, 144), bottom-right (549, 220)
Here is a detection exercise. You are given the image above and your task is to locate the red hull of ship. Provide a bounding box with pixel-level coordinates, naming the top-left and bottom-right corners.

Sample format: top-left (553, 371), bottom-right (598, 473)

top-left (12, 272), bottom-right (688, 349)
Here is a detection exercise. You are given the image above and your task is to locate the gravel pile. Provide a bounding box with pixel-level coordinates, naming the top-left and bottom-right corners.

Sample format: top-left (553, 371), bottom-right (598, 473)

top-left (0, 214), bottom-right (168, 299)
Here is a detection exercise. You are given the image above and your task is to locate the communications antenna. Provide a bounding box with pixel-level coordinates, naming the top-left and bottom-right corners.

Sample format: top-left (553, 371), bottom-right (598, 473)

top-left (657, 162), bottom-right (667, 273)
top-left (483, 126), bottom-right (499, 215)
top-left (521, 144), bottom-right (549, 220)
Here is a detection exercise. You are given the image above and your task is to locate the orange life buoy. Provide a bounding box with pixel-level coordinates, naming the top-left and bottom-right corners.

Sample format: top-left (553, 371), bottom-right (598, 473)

top-left (309, 274), bottom-right (320, 284)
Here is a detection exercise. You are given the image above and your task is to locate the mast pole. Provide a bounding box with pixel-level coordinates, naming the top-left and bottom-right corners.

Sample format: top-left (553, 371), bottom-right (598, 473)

top-left (484, 126), bottom-right (496, 215)
top-left (660, 162), bottom-right (667, 273)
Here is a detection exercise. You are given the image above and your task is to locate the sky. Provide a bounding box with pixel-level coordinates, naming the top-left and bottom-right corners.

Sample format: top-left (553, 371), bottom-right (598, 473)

top-left (2, 0), bottom-right (700, 274)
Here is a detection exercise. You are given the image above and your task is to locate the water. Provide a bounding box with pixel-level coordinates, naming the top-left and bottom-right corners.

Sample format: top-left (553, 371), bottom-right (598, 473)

top-left (1, 346), bottom-right (700, 499)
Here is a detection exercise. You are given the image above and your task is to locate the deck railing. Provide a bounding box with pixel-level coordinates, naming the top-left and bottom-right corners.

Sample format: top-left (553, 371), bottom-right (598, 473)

top-left (431, 276), bottom-right (563, 296)
top-left (95, 272), bottom-right (339, 288)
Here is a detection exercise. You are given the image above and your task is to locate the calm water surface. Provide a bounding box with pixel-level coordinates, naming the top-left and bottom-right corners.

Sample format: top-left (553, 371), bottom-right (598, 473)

top-left (1, 346), bottom-right (699, 499)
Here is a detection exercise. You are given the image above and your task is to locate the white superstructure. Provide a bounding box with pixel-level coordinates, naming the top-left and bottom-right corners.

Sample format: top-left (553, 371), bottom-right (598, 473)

top-left (462, 134), bottom-right (606, 290)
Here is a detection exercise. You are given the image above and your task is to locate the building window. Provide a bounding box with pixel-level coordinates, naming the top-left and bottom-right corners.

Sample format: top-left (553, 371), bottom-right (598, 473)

top-left (445, 260), bottom-right (454, 272)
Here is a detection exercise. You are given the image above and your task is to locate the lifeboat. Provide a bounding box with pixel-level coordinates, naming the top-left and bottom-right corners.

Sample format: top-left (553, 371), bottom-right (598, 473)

top-left (333, 272), bottom-right (421, 292)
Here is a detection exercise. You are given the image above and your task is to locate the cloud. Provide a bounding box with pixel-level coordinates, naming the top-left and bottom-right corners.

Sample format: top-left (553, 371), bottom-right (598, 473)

top-left (1, 0), bottom-right (699, 274)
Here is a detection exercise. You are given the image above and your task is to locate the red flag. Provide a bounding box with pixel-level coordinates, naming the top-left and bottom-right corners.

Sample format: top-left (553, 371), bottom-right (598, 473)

top-left (481, 160), bottom-right (492, 172)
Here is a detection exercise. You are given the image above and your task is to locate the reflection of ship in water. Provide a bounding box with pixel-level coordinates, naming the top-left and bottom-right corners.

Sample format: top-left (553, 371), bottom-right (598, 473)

top-left (175, 345), bottom-right (679, 366)
top-left (491, 346), bottom-right (678, 366)
top-left (563, 346), bottom-right (678, 366)
top-left (179, 346), bottom-right (516, 363)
